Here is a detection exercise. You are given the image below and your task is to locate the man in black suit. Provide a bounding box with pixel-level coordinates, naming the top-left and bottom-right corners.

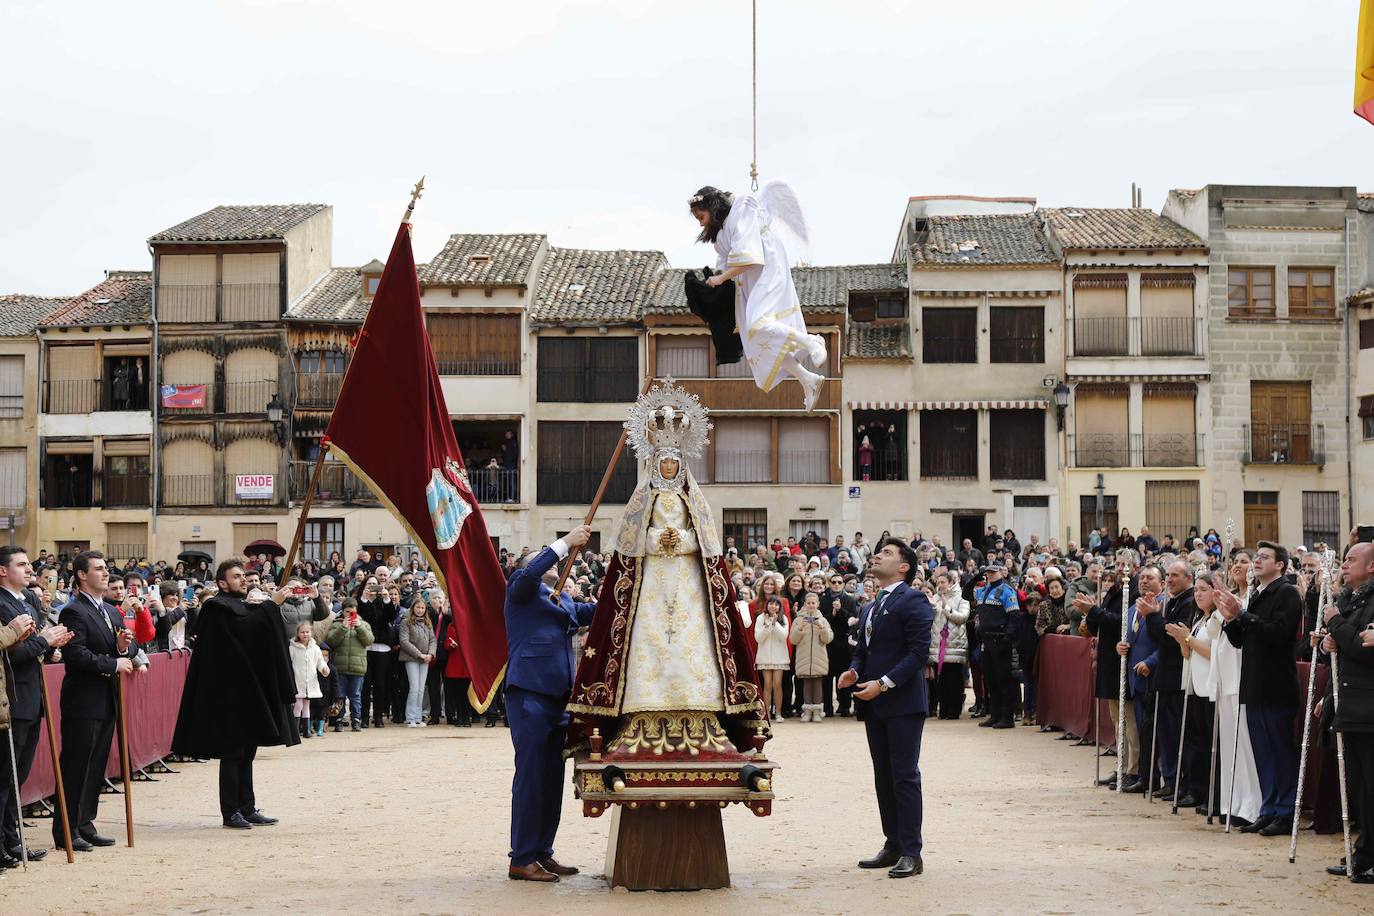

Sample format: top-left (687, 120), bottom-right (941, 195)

top-left (0, 546), bottom-right (72, 864)
top-left (1146, 560), bottom-right (1196, 804)
top-left (54, 550), bottom-right (145, 851)
top-left (838, 538), bottom-right (934, 879)
top-left (1218, 540), bottom-right (1302, 837)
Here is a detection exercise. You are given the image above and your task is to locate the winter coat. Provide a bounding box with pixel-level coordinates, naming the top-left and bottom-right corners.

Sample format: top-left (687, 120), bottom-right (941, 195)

top-left (928, 591), bottom-right (970, 666)
top-left (0, 622), bottom-right (19, 727)
top-left (326, 616), bottom-right (375, 676)
top-left (436, 613), bottom-right (469, 678)
top-left (398, 614), bottom-right (437, 662)
top-left (753, 613), bottom-right (791, 669)
top-left (789, 612), bottom-right (834, 678)
top-left (279, 593), bottom-right (329, 642)
top-left (1033, 594), bottom-right (1069, 636)
top-left (289, 639), bottom-right (328, 699)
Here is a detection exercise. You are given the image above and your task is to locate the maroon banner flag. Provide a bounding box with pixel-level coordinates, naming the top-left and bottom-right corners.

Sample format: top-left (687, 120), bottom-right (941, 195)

top-left (323, 222), bottom-right (508, 710)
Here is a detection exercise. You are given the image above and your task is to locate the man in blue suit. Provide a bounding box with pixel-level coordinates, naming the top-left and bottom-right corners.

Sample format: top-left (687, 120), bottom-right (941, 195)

top-left (838, 538), bottom-right (934, 879)
top-left (505, 525), bottom-right (597, 883)
top-left (1117, 564), bottom-right (1164, 795)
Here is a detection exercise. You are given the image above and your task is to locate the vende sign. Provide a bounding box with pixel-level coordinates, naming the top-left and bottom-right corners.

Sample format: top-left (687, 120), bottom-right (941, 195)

top-left (234, 474), bottom-right (275, 499)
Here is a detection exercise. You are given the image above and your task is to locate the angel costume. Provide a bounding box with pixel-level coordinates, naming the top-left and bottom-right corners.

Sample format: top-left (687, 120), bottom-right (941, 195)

top-left (1202, 607), bottom-right (1263, 823)
top-left (710, 183), bottom-right (828, 409)
top-left (566, 382), bottom-right (765, 759)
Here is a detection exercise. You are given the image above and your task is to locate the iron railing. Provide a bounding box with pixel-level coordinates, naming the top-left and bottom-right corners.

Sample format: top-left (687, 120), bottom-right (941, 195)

top-left (470, 467), bottom-right (520, 503)
top-left (106, 544), bottom-right (148, 564)
top-left (223, 379), bottom-right (276, 414)
top-left (715, 449), bottom-right (772, 484)
top-left (45, 379), bottom-right (101, 414)
top-left (221, 283), bottom-right (281, 321)
top-left (1069, 433), bottom-right (1205, 468)
top-left (160, 474), bottom-right (215, 507)
top-left (1244, 423), bottom-right (1324, 465)
top-left (296, 372), bottom-right (344, 407)
top-left (1072, 317), bottom-right (1203, 357)
top-left (105, 473), bottom-right (151, 508)
top-left (778, 449), bottom-right (829, 485)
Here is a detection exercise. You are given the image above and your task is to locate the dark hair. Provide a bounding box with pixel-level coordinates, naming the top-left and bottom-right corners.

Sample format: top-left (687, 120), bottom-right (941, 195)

top-left (340, 597), bottom-right (358, 611)
top-left (73, 550), bottom-right (105, 578)
top-left (215, 558), bottom-right (244, 588)
top-left (689, 186), bottom-right (732, 243)
top-left (879, 537), bottom-right (920, 585)
top-left (158, 581), bottom-right (179, 598)
top-left (0, 545), bottom-right (27, 568)
top-left (124, 571), bottom-right (144, 586)
top-left (1257, 540), bottom-right (1289, 568)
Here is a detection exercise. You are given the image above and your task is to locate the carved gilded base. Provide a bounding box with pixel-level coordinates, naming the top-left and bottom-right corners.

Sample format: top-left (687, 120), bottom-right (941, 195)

top-left (606, 710), bottom-right (738, 758)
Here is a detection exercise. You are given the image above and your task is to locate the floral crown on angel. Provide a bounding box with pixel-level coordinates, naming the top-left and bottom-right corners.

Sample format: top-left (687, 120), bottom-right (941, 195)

top-left (624, 378), bottom-right (711, 462)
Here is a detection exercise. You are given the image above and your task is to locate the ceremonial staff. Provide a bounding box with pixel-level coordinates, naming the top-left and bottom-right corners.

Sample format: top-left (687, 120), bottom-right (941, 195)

top-left (117, 670), bottom-right (134, 847)
top-left (1225, 554), bottom-right (1256, 835)
top-left (2, 723), bottom-right (23, 869)
top-left (1145, 579), bottom-right (1160, 804)
top-left (38, 666), bottom-right (74, 862)
top-left (1330, 589), bottom-right (1354, 876)
top-left (1289, 549), bottom-right (1336, 863)
top-left (1207, 518), bottom-right (1235, 826)
top-left (1171, 559), bottom-right (1207, 816)
top-left (1116, 551), bottom-right (1130, 794)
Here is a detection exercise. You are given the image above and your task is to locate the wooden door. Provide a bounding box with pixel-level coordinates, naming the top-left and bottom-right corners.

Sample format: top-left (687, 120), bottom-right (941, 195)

top-left (1244, 492), bottom-right (1278, 546)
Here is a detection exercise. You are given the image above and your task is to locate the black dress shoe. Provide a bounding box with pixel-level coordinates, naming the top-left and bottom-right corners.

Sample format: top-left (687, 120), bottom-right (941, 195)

top-left (858, 848), bottom-right (901, 869)
top-left (1239, 814), bottom-right (1274, 834)
top-left (6, 845), bottom-right (46, 861)
top-left (888, 855), bottom-right (922, 878)
top-left (1173, 794), bottom-right (1198, 808)
top-left (1225, 816), bottom-right (1252, 829)
top-left (1121, 778), bottom-right (1145, 794)
top-left (79, 830), bottom-right (115, 847)
top-left (242, 809), bottom-right (278, 826)
top-left (1352, 870), bottom-right (1374, 884)
top-left (1326, 861), bottom-right (1348, 877)
top-left (992, 720), bottom-right (1014, 729)
top-left (222, 812), bottom-right (253, 830)
top-left (59, 835), bottom-right (93, 852)
top-left (0, 851), bottom-right (19, 869)
top-left (1258, 817), bottom-right (1291, 837)
top-left (978, 718), bottom-right (996, 727)
top-left (1096, 776), bottom-right (1117, 787)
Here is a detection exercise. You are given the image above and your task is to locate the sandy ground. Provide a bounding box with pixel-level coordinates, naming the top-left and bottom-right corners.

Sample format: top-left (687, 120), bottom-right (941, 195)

top-left (8, 709), bottom-right (1366, 916)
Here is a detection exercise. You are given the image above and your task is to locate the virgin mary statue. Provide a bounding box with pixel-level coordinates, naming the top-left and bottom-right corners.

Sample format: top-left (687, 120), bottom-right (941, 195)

top-left (567, 381), bottom-right (766, 759)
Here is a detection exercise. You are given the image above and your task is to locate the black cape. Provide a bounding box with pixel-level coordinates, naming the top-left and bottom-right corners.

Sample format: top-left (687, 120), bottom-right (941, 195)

top-left (172, 594), bottom-right (299, 757)
top-left (683, 268), bottom-right (743, 365)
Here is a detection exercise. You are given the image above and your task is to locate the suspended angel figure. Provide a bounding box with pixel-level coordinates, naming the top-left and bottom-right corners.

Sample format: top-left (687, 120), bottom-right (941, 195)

top-left (690, 182), bottom-right (828, 411)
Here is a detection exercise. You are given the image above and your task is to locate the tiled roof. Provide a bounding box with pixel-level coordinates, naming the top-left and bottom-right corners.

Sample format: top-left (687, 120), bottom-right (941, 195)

top-left (418, 234), bottom-right (545, 287)
top-left (1359, 193), bottom-right (1374, 213)
top-left (1043, 208), bottom-right (1206, 250)
top-left (531, 248), bottom-right (666, 324)
top-left (286, 267), bottom-right (367, 323)
top-left (0, 294), bottom-right (68, 336)
top-left (844, 263), bottom-right (908, 291)
top-left (1172, 188), bottom-right (1202, 201)
top-left (845, 322), bottom-right (911, 360)
top-left (150, 204), bottom-right (329, 242)
top-left (911, 214), bottom-right (1058, 267)
top-left (39, 271), bottom-right (152, 328)
top-left (648, 265), bottom-right (857, 315)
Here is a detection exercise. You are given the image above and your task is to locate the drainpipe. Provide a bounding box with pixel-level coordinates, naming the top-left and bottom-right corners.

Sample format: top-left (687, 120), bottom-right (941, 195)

top-left (35, 331), bottom-right (45, 551)
top-left (149, 244), bottom-right (159, 546)
top-left (1345, 214), bottom-right (1355, 529)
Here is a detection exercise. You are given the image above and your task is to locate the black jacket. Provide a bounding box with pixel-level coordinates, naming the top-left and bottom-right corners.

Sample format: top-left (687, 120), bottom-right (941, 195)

top-left (358, 597), bottom-right (399, 648)
top-left (1223, 578), bottom-right (1302, 708)
top-left (1325, 582), bottom-right (1374, 733)
top-left (0, 587), bottom-right (53, 721)
top-left (821, 589), bottom-right (854, 669)
top-left (57, 592), bottom-right (139, 721)
top-left (1148, 587), bottom-right (1195, 692)
top-left (1084, 579), bottom-right (1140, 699)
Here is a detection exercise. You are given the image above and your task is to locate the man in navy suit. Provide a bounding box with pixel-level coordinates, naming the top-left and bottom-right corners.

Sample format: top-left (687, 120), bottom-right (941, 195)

top-left (838, 538), bottom-right (934, 879)
top-left (0, 546), bottom-right (72, 864)
top-left (505, 525), bottom-right (597, 883)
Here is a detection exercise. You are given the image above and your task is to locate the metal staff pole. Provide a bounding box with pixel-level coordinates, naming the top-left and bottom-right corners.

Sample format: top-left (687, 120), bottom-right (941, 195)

top-left (1147, 690), bottom-right (1160, 803)
top-left (3, 727), bottom-right (24, 869)
top-left (1225, 563), bottom-right (1256, 834)
top-left (1331, 645), bottom-right (1354, 876)
top-left (1289, 550), bottom-right (1334, 863)
top-left (1116, 560), bottom-right (1129, 793)
top-left (1171, 664), bottom-right (1190, 815)
top-left (1206, 689), bottom-right (1219, 825)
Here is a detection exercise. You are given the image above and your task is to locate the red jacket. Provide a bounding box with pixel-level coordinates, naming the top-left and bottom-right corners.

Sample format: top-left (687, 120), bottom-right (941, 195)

top-left (120, 603), bottom-right (157, 646)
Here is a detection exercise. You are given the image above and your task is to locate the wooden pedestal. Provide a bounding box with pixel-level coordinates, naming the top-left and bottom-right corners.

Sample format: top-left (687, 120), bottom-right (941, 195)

top-left (604, 804), bottom-right (730, 890)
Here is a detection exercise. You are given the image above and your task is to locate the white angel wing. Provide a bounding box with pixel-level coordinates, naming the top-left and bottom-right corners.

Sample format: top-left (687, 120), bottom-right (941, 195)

top-left (760, 179), bottom-right (811, 266)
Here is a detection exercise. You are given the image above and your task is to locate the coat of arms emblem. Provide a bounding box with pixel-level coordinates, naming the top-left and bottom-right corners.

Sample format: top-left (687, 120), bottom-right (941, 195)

top-left (426, 458), bottom-right (472, 550)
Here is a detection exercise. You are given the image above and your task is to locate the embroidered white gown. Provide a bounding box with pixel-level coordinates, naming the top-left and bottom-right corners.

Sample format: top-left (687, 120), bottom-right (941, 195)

top-left (714, 193), bottom-right (827, 395)
top-left (1201, 609), bottom-right (1262, 822)
top-left (619, 491), bottom-right (725, 713)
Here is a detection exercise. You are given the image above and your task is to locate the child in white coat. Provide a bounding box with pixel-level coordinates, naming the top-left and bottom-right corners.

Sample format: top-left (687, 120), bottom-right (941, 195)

top-left (289, 622), bottom-right (330, 738)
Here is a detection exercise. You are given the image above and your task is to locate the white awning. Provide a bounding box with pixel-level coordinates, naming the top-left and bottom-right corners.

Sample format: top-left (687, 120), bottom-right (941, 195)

top-left (848, 399), bottom-right (1049, 411)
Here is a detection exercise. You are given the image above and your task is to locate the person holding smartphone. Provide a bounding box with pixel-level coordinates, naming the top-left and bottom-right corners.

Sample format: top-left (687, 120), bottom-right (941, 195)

top-left (276, 576), bottom-right (328, 643)
top-left (326, 598), bottom-right (373, 732)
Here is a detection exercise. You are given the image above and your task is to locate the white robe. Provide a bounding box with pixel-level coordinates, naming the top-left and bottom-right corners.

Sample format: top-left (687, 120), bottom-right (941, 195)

top-left (714, 193), bottom-right (826, 392)
top-left (1201, 609), bottom-right (1262, 823)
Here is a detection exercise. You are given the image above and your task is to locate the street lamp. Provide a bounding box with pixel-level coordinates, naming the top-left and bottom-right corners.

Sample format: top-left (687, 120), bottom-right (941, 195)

top-left (1053, 380), bottom-right (1070, 431)
top-left (266, 393), bottom-right (286, 445)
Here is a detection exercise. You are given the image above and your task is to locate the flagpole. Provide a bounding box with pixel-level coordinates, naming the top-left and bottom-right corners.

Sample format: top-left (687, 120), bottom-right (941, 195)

top-left (552, 376), bottom-right (656, 600)
top-left (284, 178), bottom-right (427, 575)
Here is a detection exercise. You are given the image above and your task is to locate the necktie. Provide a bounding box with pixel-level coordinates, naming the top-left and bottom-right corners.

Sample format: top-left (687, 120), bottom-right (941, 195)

top-left (866, 590), bottom-right (890, 646)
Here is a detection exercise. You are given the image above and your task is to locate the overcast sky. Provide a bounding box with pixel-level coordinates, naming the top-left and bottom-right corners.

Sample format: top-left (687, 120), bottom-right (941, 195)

top-left (2, 0), bottom-right (1370, 296)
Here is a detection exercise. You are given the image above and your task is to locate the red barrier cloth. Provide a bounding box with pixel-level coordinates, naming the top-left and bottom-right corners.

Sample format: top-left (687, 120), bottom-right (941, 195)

top-left (21, 651), bottom-right (190, 806)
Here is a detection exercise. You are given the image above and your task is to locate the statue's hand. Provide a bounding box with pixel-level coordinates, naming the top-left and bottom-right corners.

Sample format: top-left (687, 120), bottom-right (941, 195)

top-left (657, 527), bottom-right (681, 555)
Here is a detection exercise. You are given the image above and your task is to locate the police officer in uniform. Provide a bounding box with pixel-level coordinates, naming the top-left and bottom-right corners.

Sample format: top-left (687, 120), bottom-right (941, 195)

top-left (974, 565), bottom-right (1018, 730)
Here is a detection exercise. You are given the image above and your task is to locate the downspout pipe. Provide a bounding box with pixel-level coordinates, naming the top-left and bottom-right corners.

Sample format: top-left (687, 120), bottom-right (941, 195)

top-left (149, 243), bottom-right (159, 545)
top-left (1346, 215), bottom-right (1355, 531)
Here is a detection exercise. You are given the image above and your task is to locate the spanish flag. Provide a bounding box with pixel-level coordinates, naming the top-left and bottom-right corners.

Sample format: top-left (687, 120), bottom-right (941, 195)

top-left (1358, 1), bottom-right (1374, 124)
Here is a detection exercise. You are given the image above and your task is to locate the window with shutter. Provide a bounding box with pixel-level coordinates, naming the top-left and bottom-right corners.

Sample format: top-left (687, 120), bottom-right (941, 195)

top-left (158, 254), bottom-right (217, 322)
top-left (1249, 381), bottom-right (1313, 463)
top-left (0, 356), bottom-right (23, 418)
top-left (1079, 494), bottom-right (1119, 543)
top-left (429, 314), bottom-right (520, 375)
top-left (0, 449), bottom-right (24, 509)
top-left (221, 253), bottom-right (280, 321)
top-left (105, 522), bottom-right (148, 563)
top-left (1228, 268), bottom-right (1275, 318)
top-left (47, 345), bottom-right (98, 414)
top-left (655, 336), bottom-right (710, 379)
top-left (989, 410), bottom-right (1045, 479)
top-left (989, 307), bottom-right (1044, 363)
top-left (921, 308), bottom-right (977, 363)
top-left (920, 410), bottom-right (977, 479)
top-left (778, 418), bottom-right (828, 484)
top-left (536, 421), bottom-right (633, 504)
top-left (1073, 275), bottom-right (1128, 356)
top-left (1144, 481), bottom-right (1200, 541)
top-left (714, 418), bottom-right (772, 483)
top-left (1301, 491), bottom-right (1340, 548)
top-left (722, 509), bottom-right (767, 552)
top-left (1072, 386), bottom-right (1130, 467)
top-left (1287, 268), bottom-right (1335, 319)
top-left (1142, 384), bottom-right (1198, 466)
top-left (161, 438), bottom-right (215, 506)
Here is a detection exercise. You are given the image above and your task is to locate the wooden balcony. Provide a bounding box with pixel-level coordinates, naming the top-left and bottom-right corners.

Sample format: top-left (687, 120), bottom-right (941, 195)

top-left (674, 377), bottom-right (839, 412)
